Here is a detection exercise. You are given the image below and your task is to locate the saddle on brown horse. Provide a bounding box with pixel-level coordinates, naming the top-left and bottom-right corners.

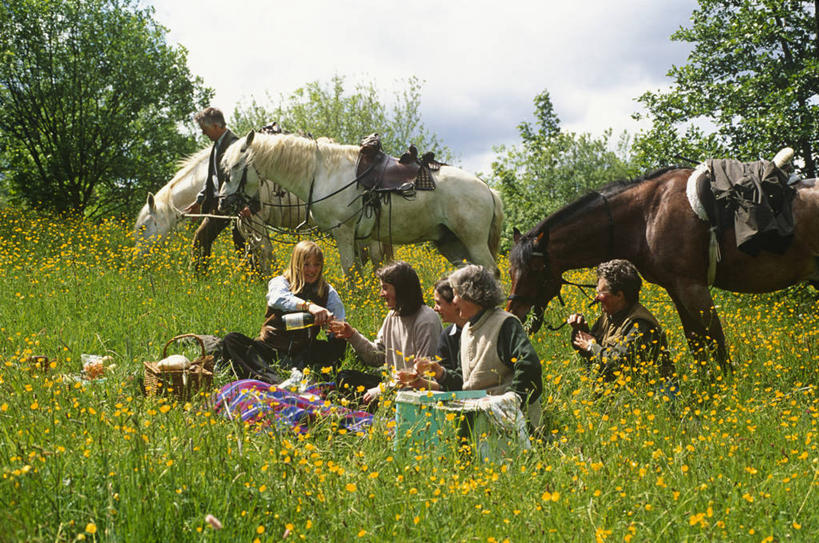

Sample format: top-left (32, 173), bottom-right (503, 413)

top-left (355, 133), bottom-right (443, 193)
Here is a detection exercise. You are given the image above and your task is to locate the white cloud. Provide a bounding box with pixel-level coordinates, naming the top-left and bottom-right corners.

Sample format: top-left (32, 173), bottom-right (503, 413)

top-left (152, 0), bottom-right (697, 174)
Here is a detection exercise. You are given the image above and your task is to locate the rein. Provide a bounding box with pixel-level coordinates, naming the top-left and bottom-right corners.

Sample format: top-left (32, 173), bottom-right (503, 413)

top-left (310, 162), bottom-right (378, 205)
top-left (563, 277), bottom-right (598, 304)
top-left (509, 276), bottom-right (597, 332)
top-left (182, 212), bottom-right (237, 220)
top-left (296, 149), bottom-right (379, 231)
top-left (297, 140), bottom-right (320, 230)
top-left (300, 158), bottom-right (406, 234)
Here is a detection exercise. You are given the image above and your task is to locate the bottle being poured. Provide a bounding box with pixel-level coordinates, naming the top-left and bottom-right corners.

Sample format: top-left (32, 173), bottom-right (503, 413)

top-left (281, 312), bottom-right (320, 330)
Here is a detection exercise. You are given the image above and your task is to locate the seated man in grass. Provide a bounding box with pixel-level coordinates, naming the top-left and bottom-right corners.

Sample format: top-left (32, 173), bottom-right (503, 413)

top-left (567, 259), bottom-right (674, 383)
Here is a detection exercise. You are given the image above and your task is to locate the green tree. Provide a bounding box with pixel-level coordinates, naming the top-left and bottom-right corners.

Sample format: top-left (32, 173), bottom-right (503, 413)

top-left (230, 75), bottom-right (451, 160)
top-left (0, 0), bottom-right (211, 217)
top-left (489, 90), bottom-right (635, 246)
top-left (632, 0), bottom-right (819, 175)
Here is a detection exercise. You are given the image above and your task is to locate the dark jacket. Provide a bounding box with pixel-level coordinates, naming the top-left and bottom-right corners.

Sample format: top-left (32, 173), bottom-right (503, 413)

top-left (573, 302), bottom-right (673, 381)
top-left (197, 129), bottom-right (239, 212)
top-left (436, 324), bottom-right (463, 391)
top-left (707, 158), bottom-right (795, 255)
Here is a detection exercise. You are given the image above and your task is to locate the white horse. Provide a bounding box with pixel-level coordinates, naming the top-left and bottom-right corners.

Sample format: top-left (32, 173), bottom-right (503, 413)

top-left (134, 144), bottom-right (389, 273)
top-left (135, 147), bottom-right (210, 250)
top-left (222, 131), bottom-right (503, 276)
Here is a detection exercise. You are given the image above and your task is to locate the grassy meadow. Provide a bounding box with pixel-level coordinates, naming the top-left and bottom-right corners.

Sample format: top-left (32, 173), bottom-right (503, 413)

top-left (0, 207), bottom-right (818, 542)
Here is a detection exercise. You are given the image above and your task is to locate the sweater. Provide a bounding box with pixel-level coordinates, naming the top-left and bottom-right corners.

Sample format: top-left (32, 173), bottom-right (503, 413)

top-left (348, 305), bottom-right (442, 371)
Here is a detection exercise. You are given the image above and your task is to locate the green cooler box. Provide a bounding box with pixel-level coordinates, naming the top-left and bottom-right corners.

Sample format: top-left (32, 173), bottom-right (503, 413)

top-left (394, 390), bottom-right (530, 461)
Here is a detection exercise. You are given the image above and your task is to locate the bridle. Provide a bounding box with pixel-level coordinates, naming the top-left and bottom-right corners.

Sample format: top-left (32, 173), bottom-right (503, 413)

top-left (508, 250), bottom-right (599, 333)
top-left (507, 248), bottom-right (565, 333)
top-left (219, 161), bottom-right (261, 214)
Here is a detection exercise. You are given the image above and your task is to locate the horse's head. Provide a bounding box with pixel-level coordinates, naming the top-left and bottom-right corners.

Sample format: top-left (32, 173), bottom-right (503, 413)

top-left (506, 227), bottom-right (563, 334)
top-left (219, 133), bottom-right (262, 214)
top-left (134, 192), bottom-right (180, 253)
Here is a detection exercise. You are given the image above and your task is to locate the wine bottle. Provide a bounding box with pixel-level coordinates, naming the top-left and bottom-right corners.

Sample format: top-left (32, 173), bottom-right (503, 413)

top-left (282, 312), bottom-right (317, 330)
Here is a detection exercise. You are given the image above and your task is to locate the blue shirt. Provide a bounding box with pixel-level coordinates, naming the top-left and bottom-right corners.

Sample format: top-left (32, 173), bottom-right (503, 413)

top-left (265, 275), bottom-right (345, 322)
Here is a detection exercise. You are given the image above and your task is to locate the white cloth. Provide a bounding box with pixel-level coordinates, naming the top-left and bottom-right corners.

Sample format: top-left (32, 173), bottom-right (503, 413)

top-left (473, 392), bottom-right (532, 451)
top-left (435, 391), bottom-right (532, 451)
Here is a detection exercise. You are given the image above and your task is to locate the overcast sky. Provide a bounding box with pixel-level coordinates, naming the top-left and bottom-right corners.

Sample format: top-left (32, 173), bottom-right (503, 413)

top-left (152, 0), bottom-right (698, 174)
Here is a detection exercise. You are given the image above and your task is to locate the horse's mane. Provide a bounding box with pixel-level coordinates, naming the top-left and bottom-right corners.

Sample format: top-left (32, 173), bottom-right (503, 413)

top-left (225, 132), bottom-right (359, 181)
top-left (512, 166), bottom-right (688, 263)
top-left (155, 147), bottom-right (211, 205)
top-left (510, 232), bottom-right (539, 271)
top-left (596, 166), bottom-right (684, 198)
top-left (548, 166), bottom-right (687, 229)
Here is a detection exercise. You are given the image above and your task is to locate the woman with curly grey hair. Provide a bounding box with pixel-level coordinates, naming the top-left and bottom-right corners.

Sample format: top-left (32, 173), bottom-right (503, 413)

top-left (416, 265), bottom-right (543, 427)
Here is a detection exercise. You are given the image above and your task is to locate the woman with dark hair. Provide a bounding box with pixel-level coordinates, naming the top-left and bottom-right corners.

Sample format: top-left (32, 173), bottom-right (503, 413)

top-left (415, 265), bottom-right (543, 426)
top-left (330, 261), bottom-right (442, 404)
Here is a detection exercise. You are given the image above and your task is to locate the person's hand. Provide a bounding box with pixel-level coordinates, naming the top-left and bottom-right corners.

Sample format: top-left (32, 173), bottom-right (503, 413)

top-left (567, 313), bottom-right (588, 330)
top-left (398, 367), bottom-right (440, 391)
top-left (572, 330), bottom-right (595, 352)
top-left (396, 368), bottom-right (420, 389)
top-left (363, 385), bottom-right (382, 404)
top-left (239, 205), bottom-right (252, 219)
top-left (327, 319), bottom-right (354, 339)
top-left (306, 303), bottom-right (332, 326)
top-left (259, 325), bottom-right (274, 341)
top-left (183, 202), bottom-right (201, 215)
top-left (414, 357), bottom-right (444, 381)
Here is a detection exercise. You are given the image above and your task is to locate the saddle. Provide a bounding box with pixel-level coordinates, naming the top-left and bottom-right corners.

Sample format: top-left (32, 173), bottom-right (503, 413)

top-left (259, 121), bottom-right (284, 135)
top-left (355, 133), bottom-right (443, 193)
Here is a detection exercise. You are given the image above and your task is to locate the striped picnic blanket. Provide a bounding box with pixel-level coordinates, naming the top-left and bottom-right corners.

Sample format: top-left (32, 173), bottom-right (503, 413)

top-left (212, 379), bottom-right (373, 434)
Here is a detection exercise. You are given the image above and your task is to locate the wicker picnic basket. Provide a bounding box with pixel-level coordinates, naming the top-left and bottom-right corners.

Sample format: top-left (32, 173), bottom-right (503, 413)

top-left (144, 334), bottom-right (215, 400)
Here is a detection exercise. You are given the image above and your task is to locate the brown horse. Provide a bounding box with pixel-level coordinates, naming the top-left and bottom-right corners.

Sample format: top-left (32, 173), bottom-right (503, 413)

top-left (506, 168), bottom-right (819, 371)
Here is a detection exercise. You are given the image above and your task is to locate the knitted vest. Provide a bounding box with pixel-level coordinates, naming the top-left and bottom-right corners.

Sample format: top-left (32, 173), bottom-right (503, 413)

top-left (461, 309), bottom-right (514, 395)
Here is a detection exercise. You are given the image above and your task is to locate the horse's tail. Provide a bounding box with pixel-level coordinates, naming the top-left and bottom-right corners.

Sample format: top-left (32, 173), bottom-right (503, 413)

top-left (488, 188), bottom-right (504, 259)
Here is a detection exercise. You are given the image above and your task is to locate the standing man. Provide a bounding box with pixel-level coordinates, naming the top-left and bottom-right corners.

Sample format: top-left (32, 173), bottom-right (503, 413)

top-left (568, 259), bottom-right (674, 382)
top-left (184, 107), bottom-right (246, 273)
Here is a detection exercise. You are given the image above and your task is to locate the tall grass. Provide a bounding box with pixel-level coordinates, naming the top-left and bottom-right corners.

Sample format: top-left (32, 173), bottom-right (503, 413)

top-left (0, 207), bottom-right (817, 541)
